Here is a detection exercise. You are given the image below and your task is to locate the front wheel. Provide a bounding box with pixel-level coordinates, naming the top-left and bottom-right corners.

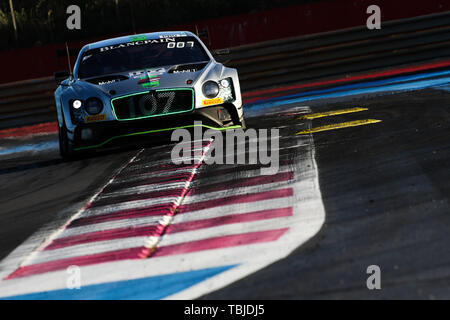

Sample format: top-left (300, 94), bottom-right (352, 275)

top-left (58, 124), bottom-right (77, 160)
top-left (239, 118), bottom-right (247, 130)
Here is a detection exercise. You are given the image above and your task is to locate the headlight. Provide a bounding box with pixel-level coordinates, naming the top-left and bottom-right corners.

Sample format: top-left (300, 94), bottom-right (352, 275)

top-left (202, 81), bottom-right (219, 98)
top-left (72, 99), bottom-right (82, 109)
top-left (85, 97), bottom-right (103, 115)
top-left (219, 79), bottom-right (230, 88)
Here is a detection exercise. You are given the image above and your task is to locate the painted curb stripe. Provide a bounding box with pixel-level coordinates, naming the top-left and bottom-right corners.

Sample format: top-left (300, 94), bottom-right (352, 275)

top-left (105, 173), bottom-right (196, 193)
top-left (67, 204), bottom-right (173, 228)
top-left (96, 171), bottom-right (293, 208)
top-left (116, 155), bottom-right (293, 189)
top-left (165, 207), bottom-right (292, 234)
top-left (69, 187), bottom-right (293, 228)
top-left (179, 188), bottom-right (293, 213)
top-left (6, 229), bottom-right (287, 279)
top-left (5, 247), bottom-right (143, 279)
top-left (192, 159), bottom-right (294, 178)
top-left (151, 228), bottom-right (289, 258)
top-left (124, 164), bottom-right (198, 177)
top-left (90, 188), bottom-right (185, 208)
top-left (45, 207), bottom-right (293, 251)
top-left (102, 172), bottom-right (198, 194)
top-left (44, 225), bottom-right (159, 250)
top-left (60, 197), bottom-right (293, 240)
top-left (188, 171), bottom-right (294, 195)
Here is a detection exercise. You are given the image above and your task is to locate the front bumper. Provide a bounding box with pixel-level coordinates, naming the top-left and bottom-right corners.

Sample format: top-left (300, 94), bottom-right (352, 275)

top-left (71, 104), bottom-right (243, 151)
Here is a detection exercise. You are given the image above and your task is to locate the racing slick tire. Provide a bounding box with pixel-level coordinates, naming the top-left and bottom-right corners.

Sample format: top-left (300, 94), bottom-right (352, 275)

top-left (58, 124), bottom-right (78, 161)
top-left (239, 118), bottom-right (247, 130)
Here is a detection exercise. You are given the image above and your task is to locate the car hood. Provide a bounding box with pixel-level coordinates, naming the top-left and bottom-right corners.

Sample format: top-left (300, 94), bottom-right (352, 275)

top-left (77, 61), bottom-right (212, 97)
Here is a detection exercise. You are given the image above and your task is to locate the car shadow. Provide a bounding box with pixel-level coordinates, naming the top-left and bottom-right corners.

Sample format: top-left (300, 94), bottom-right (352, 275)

top-left (0, 158), bottom-right (64, 175)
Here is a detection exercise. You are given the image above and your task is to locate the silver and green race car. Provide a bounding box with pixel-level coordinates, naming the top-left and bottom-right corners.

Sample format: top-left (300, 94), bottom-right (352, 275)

top-left (54, 31), bottom-right (245, 159)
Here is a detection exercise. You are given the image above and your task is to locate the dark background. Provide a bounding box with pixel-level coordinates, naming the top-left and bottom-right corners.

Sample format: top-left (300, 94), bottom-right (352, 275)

top-left (0, 0), bottom-right (315, 50)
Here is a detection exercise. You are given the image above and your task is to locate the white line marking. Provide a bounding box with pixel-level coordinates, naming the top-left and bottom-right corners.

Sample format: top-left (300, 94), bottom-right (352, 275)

top-left (7, 149), bottom-right (144, 272)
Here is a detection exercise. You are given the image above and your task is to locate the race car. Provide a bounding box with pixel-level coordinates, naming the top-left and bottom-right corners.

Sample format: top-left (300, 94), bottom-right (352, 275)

top-left (54, 31), bottom-right (245, 159)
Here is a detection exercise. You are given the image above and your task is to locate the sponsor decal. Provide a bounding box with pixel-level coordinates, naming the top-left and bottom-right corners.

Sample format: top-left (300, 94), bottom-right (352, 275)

top-left (85, 114), bottom-right (106, 122)
top-left (98, 79), bottom-right (116, 85)
top-left (129, 68), bottom-right (165, 79)
top-left (173, 69), bottom-right (197, 73)
top-left (138, 75), bottom-right (160, 88)
top-left (160, 33), bottom-right (187, 38)
top-left (129, 35), bottom-right (147, 42)
top-left (99, 38), bottom-right (175, 52)
top-left (129, 70), bottom-right (147, 79)
top-left (202, 97), bottom-right (223, 106)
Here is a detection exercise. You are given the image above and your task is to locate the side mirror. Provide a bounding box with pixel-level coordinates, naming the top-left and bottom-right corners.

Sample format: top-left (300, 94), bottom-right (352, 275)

top-left (214, 48), bottom-right (230, 56)
top-left (54, 70), bottom-right (70, 82)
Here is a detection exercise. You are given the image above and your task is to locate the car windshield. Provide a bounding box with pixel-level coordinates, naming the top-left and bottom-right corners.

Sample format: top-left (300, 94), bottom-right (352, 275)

top-left (77, 36), bottom-right (210, 79)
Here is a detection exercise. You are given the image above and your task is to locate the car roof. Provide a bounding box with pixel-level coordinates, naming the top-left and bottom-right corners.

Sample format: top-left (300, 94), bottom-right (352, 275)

top-left (86, 31), bottom-right (195, 50)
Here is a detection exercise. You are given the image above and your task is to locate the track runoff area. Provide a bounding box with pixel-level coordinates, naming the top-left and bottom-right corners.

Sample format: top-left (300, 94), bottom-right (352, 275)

top-left (0, 60), bottom-right (450, 300)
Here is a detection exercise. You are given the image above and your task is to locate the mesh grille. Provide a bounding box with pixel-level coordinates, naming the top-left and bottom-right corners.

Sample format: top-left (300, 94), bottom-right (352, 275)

top-left (112, 89), bottom-right (193, 120)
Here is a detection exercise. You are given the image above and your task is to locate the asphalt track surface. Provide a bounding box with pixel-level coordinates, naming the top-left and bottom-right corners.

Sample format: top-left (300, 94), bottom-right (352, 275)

top-left (204, 88), bottom-right (450, 299)
top-left (0, 71), bottom-right (449, 298)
